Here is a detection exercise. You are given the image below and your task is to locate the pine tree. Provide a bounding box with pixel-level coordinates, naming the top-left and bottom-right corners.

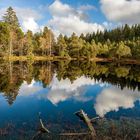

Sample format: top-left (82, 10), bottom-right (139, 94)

top-left (57, 34), bottom-right (68, 57)
top-left (3, 7), bottom-right (22, 57)
top-left (3, 7), bottom-right (20, 28)
top-left (68, 33), bottom-right (83, 58)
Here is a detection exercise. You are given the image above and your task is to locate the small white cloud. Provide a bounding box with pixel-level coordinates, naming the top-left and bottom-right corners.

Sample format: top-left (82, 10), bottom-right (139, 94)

top-left (0, 8), bottom-right (6, 20)
top-left (79, 5), bottom-right (97, 11)
top-left (22, 18), bottom-right (40, 33)
top-left (15, 7), bottom-right (42, 21)
top-left (15, 7), bottom-right (42, 33)
top-left (48, 0), bottom-right (104, 36)
top-left (94, 86), bottom-right (140, 117)
top-left (49, 0), bottom-right (76, 18)
top-left (100, 0), bottom-right (140, 24)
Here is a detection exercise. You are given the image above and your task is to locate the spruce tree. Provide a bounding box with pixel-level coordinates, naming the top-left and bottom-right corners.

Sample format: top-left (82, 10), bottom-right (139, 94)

top-left (57, 34), bottom-right (68, 57)
top-left (3, 7), bottom-right (20, 28)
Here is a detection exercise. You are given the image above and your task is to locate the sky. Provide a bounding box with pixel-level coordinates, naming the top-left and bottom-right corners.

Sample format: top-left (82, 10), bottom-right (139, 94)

top-left (0, 0), bottom-right (140, 36)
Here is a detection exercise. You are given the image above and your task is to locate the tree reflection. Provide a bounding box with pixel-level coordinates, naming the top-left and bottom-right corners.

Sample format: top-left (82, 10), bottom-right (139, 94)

top-left (0, 60), bottom-right (140, 105)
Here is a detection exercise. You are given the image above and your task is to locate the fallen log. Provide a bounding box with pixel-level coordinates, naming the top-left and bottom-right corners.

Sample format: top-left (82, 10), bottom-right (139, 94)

top-left (39, 117), bottom-right (50, 133)
top-left (75, 109), bottom-right (96, 139)
top-left (32, 113), bottom-right (50, 140)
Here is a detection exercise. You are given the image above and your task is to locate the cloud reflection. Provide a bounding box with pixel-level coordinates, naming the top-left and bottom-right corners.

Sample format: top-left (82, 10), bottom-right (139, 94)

top-left (45, 75), bottom-right (106, 105)
top-left (94, 87), bottom-right (140, 117)
top-left (19, 80), bottom-right (42, 96)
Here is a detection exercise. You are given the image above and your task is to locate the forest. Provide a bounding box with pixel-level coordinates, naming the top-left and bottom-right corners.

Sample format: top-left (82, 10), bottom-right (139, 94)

top-left (0, 7), bottom-right (140, 60)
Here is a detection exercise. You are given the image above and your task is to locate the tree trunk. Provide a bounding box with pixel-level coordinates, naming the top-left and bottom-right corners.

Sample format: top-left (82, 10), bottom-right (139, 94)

top-left (9, 32), bottom-right (13, 56)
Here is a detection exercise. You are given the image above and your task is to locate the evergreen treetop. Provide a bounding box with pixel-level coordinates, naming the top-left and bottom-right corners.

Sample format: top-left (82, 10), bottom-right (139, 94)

top-left (3, 6), bottom-right (20, 28)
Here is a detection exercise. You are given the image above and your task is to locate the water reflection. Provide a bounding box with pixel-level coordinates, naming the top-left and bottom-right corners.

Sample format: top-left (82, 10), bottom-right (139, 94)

top-left (0, 60), bottom-right (140, 139)
top-left (0, 60), bottom-right (140, 104)
top-left (46, 75), bottom-right (107, 105)
top-left (95, 86), bottom-right (140, 117)
top-left (19, 80), bottom-right (42, 96)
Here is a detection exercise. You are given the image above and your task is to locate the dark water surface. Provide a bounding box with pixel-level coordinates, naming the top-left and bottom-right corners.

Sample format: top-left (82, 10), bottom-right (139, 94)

top-left (0, 60), bottom-right (140, 139)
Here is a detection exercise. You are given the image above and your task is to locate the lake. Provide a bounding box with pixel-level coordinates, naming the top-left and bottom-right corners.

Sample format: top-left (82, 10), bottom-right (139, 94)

top-left (0, 60), bottom-right (140, 140)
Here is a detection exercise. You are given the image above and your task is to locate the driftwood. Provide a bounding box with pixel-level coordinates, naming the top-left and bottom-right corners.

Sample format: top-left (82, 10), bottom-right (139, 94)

top-left (39, 117), bottom-right (50, 133)
top-left (32, 110), bottom-right (103, 139)
top-left (75, 110), bottom-right (97, 139)
top-left (32, 113), bottom-right (50, 140)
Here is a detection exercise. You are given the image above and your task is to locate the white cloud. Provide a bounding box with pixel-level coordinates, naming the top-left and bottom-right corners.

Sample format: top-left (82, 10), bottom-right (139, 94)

top-left (0, 8), bottom-right (6, 20)
top-left (22, 18), bottom-right (40, 33)
top-left (100, 0), bottom-right (140, 24)
top-left (0, 7), bottom-right (42, 33)
top-left (79, 5), bottom-right (97, 11)
top-left (40, 75), bottom-right (107, 105)
top-left (49, 0), bottom-right (76, 18)
top-left (94, 86), bottom-right (140, 117)
top-left (49, 16), bottom-right (104, 37)
top-left (15, 7), bottom-right (42, 21)
top-left (48, 0), bottom-right (104, 36)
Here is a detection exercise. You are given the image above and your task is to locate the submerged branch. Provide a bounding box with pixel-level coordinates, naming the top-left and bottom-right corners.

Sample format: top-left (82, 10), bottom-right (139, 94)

top-left (32, 110), bottom-right (105, 139)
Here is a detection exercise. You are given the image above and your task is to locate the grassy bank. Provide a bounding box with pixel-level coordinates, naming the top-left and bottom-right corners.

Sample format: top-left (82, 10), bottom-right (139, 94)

top-left (3, 56), bottom-right (54, 61)
top-left (2, 56), bottom-right (140, 65)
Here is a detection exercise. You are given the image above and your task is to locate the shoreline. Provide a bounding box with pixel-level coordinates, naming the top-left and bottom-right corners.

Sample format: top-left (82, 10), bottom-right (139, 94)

top-left (2, 56), bottom-right (140, 65)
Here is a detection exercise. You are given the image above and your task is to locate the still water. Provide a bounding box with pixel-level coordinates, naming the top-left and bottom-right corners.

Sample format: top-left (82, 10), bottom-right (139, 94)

top-left (0, 60), bottom-right (140, 139)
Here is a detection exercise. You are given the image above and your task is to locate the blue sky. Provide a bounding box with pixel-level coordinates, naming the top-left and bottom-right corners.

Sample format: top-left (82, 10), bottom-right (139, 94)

top-left (0, 0), bottom-right (140, 36)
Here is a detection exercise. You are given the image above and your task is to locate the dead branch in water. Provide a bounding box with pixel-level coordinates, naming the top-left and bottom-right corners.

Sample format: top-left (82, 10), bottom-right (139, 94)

top-left (39, 117), bottom-right (50, 133)
top-left (75, 109), bottom-right (97, 139)
top-left (32, 110), bottom-right (103, 140)
top-left (32, 112), bottom-right (50, 140)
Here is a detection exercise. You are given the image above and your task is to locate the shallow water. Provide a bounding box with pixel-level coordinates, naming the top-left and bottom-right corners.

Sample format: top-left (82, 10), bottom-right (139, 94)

top-left (0, 61), bottom-right (140, 139)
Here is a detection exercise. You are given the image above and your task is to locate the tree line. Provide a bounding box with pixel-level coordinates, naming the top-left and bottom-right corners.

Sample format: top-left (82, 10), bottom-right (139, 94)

top-left (0, 7), bottom-right (54, 58)
top-left (0, 7), bottom-right (140, 60)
